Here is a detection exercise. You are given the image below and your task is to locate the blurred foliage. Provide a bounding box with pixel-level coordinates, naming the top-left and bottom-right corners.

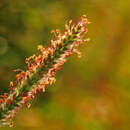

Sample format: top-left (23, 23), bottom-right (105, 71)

top-left (0, 0), bottom-right (130, 129)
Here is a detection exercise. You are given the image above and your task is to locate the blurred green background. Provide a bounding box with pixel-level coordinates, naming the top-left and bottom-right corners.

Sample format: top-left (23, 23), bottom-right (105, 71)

top-left (0, 0), bottom-right (130, 130)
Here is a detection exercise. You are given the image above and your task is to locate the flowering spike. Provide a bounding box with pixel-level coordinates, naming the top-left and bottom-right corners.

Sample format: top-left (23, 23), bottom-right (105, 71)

top-left (0, 15), bottom-right (89, 127)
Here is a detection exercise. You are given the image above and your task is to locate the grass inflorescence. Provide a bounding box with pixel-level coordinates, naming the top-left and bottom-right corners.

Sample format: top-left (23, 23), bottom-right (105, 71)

top-left (0, 15), bottom-right (89, 127)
